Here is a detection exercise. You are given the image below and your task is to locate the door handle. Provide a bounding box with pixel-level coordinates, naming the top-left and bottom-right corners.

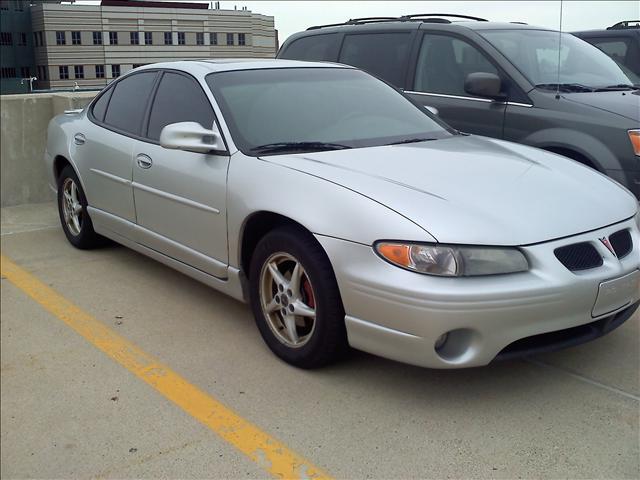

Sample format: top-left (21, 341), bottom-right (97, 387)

top-left (136, 154), bottom-right (153, 169)
top-left (73, 133), bottom-right (86, 145)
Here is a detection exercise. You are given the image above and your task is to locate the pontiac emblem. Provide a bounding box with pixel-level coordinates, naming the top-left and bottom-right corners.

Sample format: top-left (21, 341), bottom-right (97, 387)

top-left (599, 237), bottom-right (617, 257)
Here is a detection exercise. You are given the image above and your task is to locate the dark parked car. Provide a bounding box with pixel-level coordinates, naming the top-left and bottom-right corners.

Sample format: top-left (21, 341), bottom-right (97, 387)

top-left (573, 21), bottom-right (640, 77)
top-left (278, 14), bottom-right (640, 199)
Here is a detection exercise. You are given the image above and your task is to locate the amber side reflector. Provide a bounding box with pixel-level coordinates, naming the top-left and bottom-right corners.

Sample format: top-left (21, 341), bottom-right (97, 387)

top-left (377, 243), bottom-right (411, 267)
top-left (629, 130), bottom-right (640, 156)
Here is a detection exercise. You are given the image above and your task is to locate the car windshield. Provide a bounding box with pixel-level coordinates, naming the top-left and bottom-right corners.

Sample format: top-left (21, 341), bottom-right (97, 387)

top-left (206, 67), bottom-right (452, 155)
top-left (479, 29), bottom-right (635, 90)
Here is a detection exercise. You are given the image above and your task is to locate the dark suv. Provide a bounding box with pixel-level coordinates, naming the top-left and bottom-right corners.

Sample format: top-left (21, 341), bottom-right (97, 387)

top-left (573, 21), bottom-right (640, 76)
top-left (278, 14), bottom-right (640, 198)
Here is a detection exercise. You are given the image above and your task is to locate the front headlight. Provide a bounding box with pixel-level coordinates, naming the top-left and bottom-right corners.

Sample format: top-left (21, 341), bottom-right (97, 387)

top-left (375, 242), bottom-right (529, 277)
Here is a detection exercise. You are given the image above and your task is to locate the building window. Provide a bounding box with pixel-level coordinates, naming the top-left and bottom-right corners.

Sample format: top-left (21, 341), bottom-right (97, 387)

top-left (226, 33), bottom-right (233, 45)
top-left (56, 31), bottom-right (66, 45)
top-left (164, 32), bottom-right (172, 45)
top-left (38, 31), bottom-right (44, 46)
top-left (238, 33), bottom-right (246, 46)
top-left (14, 1), bottom-right (24, 11)
top-left (0, 3), bottom-right (8, 10)
top-left (33, 32), bottom-right (39, 46)
top-left (74, 65), bottom-right (84, 79)
top-left (59, 66), bottom-right (69, 80)
top-left (38, 65), bottom-right (48, 80)
top-left (95, 65), bottom-right (105, 78)
top-left (130, 31), bottom-right (139, 45)
top-left (177, 32), bottom-right (185, 45)
top-left (109, 31), bottom-right (118, 45)
top-left (18, 32), bottom-right (27, 46)
top-left (1, 32), bottom-right (14, 46)
top-left (132, 64), bottom-right (145, 69)
top-left (93, 31), bottom-right (102, 45)
top-left (20, 66), bottom-right (30, 78)
top-left (1, 67), bottom-right (16, 78)
top-left (72, 31), bottom-right (81, 45)
top-left (144, 32), bottom-right (152, 45)
top-left (196, 32), bottom-right (204, 45)
top-left (210, 32), bottom-right (217, 45)
top-left (111, 64), bottom-right (120, 78)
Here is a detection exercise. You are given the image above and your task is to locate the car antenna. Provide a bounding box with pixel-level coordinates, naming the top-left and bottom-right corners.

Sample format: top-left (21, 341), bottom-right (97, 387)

top-left (555, 0), bottom-right (563, 100)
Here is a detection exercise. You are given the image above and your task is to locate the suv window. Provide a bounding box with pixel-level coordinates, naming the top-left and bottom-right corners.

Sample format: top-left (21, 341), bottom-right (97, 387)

top-left (339, 33), bottom-right (412, 86)
top-left (147, 72), bottom-right (215, 141)
top-left (414, 34), bottom-right (499, 96)
top-left (103, 72), bottom-right (157, 135)
top-left (590, 38), bottom-right (629, 64)
top-left (281, 34), bottom-right (339, 61)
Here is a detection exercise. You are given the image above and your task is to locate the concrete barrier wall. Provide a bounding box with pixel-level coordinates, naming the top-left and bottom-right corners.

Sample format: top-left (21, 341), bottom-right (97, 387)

top-left (1, 91), bottom-right (97, 207)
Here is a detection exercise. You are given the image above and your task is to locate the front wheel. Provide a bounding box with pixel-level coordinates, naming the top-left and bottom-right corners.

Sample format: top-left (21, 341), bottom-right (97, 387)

top-left (249, 226), bottom-right (348, 368)
top-left (57, 165), bottom-right (106, 249)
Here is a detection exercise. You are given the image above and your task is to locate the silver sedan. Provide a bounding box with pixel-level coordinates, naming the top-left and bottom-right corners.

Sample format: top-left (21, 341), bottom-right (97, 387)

top-left (45, 59), bottom-right (640, 369)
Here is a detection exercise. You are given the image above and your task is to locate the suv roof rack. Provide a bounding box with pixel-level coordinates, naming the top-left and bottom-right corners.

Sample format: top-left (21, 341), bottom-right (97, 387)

top-left (398, 13), bottom-right (488, 22)
top-left (607, 20), bottom-right (640, 30)
top-left (307, 13), bottom-right (488, 31)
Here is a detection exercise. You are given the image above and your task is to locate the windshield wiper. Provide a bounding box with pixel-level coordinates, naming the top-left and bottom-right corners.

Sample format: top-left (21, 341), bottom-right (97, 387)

top-left (250, 141), bottom-right (352, 154)
top-left (594, 84), bottom-right (638, 91)
top-left (386, 137), bottom-right (438, 146)
top-left (535, 83), bottom-right (595, 92)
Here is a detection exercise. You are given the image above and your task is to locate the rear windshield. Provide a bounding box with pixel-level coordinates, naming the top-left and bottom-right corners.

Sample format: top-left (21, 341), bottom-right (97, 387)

top-left (206, 67), bottom-right (451, 155)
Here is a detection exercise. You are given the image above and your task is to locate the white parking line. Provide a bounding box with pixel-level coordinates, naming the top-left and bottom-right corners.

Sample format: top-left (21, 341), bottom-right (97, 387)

top-left (527, 359), bottom-right (640, 402)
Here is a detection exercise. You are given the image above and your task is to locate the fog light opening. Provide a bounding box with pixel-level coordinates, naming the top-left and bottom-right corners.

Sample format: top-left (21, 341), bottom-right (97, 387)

top-left (434, 328), bottom-right (477, 362)
top-left (434, 333), bottom-right (449, 351)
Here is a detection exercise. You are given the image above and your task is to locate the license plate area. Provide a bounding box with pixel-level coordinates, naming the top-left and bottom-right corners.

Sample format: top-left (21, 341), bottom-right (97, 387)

top-left (592, 270), bottom-right (640, 318)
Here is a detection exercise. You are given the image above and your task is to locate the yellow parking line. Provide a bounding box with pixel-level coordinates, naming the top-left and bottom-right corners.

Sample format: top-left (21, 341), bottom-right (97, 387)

top-left (1, 254), bottom-right (332, 480)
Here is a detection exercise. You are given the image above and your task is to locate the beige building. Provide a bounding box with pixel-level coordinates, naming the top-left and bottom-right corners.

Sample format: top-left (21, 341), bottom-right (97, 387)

top-left (31, 1), bottom-right (276, 89)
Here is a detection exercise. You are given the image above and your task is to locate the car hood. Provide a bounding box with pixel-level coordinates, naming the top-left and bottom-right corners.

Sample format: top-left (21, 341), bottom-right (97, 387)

top-left (263, 135), bottom-right (637, 246)
top-left (561, 90), bottom-right (640, 121)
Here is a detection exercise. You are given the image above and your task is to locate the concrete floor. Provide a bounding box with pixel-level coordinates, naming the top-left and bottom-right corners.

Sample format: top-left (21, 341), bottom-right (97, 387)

top-left (1, 202), bottom-right (639, 479)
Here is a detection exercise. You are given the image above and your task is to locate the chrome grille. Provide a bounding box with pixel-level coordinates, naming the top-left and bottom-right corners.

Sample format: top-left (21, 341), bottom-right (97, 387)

top-left (554, 242), bottom-right (602, 271)
top-left (609, 229), bottom-right (632, 259)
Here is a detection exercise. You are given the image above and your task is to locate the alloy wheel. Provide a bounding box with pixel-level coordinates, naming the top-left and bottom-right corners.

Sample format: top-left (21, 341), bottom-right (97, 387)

top-left (61, 177), bottom-right (83, 236)
top-left (259, 252), bottom-right (317, 348)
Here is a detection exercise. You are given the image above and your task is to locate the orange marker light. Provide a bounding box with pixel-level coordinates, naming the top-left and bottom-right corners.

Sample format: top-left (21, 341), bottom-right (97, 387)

top-left (629, 130), bottom-right (640, 156)
top-left (377, 243), bottom-right (411, 267)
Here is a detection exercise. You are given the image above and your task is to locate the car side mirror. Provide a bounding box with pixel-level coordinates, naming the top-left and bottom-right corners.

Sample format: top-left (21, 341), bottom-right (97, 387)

top-left (464, 72), bottom-right (505, 100)
top-left (159, 121), bottom-right (226, 154)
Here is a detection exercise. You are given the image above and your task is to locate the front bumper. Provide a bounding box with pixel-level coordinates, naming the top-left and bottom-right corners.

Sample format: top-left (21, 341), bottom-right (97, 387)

top-left (316, 217), bottom-right (640, 368)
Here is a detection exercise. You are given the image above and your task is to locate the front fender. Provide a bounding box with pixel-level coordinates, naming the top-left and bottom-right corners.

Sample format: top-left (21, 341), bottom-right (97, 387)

top-left (522, 127), bottom-right (621, 172)
top-left (227, 153), bottom-right (435, 269)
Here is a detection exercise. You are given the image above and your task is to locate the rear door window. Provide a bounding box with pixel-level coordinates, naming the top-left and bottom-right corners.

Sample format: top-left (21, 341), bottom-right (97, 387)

top-left (146, 71), bottom-right (215, 141)
top-left (103, 71), bottom-right (157, 135)
top-left (280, 34), bottom-right (339, 61)
top-left (338, 32), bottom-right (412, 86)
top-left (91, 88), bottom-right (113, 122)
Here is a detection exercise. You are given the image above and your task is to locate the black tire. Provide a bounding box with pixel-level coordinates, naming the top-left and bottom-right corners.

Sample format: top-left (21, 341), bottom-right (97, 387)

top-left (249, 226), bottom-right (348, 368)
top-left (57, 165), bottom-right (106, 249)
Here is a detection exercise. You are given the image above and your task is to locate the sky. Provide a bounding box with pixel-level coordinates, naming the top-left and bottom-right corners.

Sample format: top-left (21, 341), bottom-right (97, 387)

top-left (74, 1), bottom-right (640, 43)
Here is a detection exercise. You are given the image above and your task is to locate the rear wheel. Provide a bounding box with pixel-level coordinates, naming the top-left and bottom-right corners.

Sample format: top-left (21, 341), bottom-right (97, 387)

top-left (249, 226), bottom-right (348, 368)
top-left (57, 165), bottom-right (105, 249)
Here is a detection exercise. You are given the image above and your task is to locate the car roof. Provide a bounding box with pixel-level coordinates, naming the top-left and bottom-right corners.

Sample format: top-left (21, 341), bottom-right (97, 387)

top-left (135, 58), bottom-right (351, 76)
top-left (289, 19), bottom-right (555, 36)
top-left (573, 28), bottom-right (640, 38)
